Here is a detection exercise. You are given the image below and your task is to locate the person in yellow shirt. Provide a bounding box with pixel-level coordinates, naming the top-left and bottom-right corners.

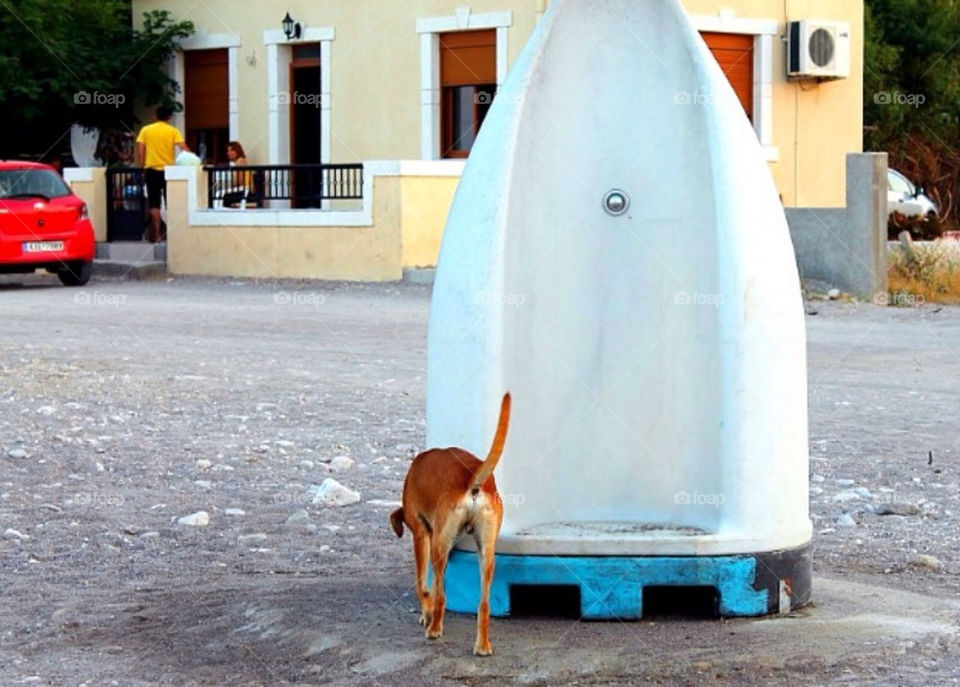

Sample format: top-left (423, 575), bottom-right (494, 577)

top-left (135, 106), bottom-right (190, 242)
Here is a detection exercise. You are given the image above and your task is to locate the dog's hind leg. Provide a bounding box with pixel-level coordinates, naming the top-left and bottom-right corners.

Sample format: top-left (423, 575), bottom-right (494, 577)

top-left (413, 527), bottom-right (432, 627)
top-left (426, 537), bottom-right (451, 639)
top-left (473, 526), bottom-right (498, 656)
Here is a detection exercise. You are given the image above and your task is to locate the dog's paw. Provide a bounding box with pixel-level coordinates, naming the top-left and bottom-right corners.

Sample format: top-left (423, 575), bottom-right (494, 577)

top-left (473, 643), bottom-right (493, 657)
top-left (425, 626), bottom-right (443, 640)
top-left (418, 612), bottom-right (429, 627)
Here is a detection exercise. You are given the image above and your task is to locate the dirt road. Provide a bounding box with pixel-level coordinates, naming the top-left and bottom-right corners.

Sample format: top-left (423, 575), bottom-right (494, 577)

top-left (1, 275), bottom-right (958, 685)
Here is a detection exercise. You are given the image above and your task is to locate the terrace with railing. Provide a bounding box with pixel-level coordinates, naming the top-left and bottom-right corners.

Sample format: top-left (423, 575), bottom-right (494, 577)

top-left (104, 163), bottom-right (364, 240)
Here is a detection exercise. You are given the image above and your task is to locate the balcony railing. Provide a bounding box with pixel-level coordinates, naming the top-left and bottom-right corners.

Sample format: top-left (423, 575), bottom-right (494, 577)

top-left (205, 163), bottom-right (364, 209)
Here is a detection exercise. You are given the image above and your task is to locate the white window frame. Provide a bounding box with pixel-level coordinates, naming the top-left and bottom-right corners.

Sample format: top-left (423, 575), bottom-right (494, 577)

top-left (690, 14), bottom-right (779, 162)
top-left (263, 27), bottom-right (335, 167)
top-left (416, 9), bottom-right (513, 160)
top-left (171, 34), bottom-right (241, 147)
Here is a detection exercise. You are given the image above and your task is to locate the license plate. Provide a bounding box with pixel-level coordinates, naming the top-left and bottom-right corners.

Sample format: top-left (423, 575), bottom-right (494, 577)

top-left (23, 241), bottom-right (64, 253)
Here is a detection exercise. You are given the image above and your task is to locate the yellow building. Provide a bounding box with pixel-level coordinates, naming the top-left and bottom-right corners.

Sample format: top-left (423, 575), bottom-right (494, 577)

top-left (118, 0), bottom-right (863, 279)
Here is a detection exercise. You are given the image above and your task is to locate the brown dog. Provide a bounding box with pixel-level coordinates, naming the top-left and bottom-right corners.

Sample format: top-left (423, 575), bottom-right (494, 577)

top-left (390, 392), bottom-right (511, 656)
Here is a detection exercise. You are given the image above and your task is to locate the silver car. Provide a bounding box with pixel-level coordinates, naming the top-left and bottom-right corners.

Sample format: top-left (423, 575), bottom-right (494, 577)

top-left (888, 168), bottom-right (938, 219)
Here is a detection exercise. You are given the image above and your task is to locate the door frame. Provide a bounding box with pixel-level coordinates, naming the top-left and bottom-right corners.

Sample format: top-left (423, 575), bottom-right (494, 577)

top-left (289, 55), bottom-right (323, 166)
top-left (264, 27), bottom-right (334, 166)
top-left (170, 33), bottom-right (240, 146)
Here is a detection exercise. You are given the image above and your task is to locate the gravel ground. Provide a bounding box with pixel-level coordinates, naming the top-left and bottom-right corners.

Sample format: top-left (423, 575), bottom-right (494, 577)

top-left (1, 273), bottom-right (958, 686)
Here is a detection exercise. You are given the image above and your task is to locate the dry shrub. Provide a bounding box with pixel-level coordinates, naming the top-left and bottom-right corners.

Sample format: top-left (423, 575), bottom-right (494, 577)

top-left (887, 240), bottom-right (960, 304)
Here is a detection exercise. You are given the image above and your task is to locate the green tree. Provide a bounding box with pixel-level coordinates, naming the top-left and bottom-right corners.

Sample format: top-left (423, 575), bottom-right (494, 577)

top-left (0, 1), bottom-right (192, 158)
top-left (864, 0), bottom-right (960, 150)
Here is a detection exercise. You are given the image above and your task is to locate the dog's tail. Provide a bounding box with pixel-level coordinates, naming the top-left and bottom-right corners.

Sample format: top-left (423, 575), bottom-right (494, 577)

top-left (389, 508), bottom-right (405, 538)
top-left (471, 392), bottom-right (511, 489)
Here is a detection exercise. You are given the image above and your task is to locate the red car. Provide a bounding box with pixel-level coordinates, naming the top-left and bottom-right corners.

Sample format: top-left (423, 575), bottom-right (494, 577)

top-left (0, 161), bottom-right (95, 286)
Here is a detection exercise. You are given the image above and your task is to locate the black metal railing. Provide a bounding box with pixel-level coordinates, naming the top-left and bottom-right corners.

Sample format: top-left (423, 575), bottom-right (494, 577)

top-left (205, 164), bottom-right (364, 209)
top-left (105, 167), bottom-right (148, 241)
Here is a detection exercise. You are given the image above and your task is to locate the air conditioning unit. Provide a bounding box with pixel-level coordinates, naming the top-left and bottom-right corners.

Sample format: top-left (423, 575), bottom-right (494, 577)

top-left (787, 20), bottom-right (850, 80)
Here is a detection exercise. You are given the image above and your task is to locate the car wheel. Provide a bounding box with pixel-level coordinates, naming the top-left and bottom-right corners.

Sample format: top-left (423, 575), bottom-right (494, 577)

top-left (58, 261), bottom-right (92, 287)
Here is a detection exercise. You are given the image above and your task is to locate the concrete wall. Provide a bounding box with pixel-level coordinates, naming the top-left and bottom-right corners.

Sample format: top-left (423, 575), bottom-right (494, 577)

top-left (130, 0), bottom-right (863, 208)
top-left (786, 153), bottom-right (888, 298)
top-left (63, 167), bottom-right (107, 242)
top-left (159, 162), bottom-right (458, 281)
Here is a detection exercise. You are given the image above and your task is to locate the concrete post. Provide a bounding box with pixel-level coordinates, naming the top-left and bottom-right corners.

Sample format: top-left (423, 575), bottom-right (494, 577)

top-left (785, 152), bottom-right (888, 299)
top-left (844, 152), bottom-right (888, 298)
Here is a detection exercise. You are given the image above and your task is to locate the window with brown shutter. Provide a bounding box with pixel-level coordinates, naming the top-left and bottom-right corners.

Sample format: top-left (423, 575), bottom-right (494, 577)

top-left (440, 30), bottom-right (497, 158)
top-left (184, 48), bottom-right (229, 164)
top-left (700, 32), bottom-right (754, 121)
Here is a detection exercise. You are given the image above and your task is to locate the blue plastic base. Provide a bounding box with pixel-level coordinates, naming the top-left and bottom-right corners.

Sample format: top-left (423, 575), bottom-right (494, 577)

top-left (442, 546), bottom-right (812, 619)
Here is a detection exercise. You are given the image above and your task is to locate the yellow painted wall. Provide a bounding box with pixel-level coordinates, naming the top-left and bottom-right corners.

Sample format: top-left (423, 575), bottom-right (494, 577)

top-left (66, 168), bottom-right (107, 242)
top-left (132, 0), bottom-right (862, 209)
top-left (400, 176), bottom-right (459, 267)
top-left (166, 176), bottom-right (403, 280)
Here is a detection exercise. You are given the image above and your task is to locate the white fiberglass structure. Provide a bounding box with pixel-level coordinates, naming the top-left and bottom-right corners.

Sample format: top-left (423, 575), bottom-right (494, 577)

top-left (426, 0), bottom-right (811, 559)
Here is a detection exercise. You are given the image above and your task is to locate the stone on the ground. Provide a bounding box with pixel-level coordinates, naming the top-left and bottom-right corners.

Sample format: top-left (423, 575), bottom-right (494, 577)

top-left (6, 448), bottom-right (28, 459)
top-left (309, 478), bottom-right (360, 507)
top-left (177, 511), bottom-right (210, 527)
top-left (224, 508), bottom-right (246, 516)
top-left (196, 459), bottom-right (213, 470)
top-left (328, 456), bottom-right (355, 472)
top-left (827, 288), bottom-right (841, 300)
top-left (909, 554), bottom-right (943, 571)
top-left (877, 503), bottom-right (920, 516)
top-left (4, 528), bottom-right (29, 540)
top-left (833, 491), bottom-right (861, 503)
top-left (286, 508), bottom-right (309, 524)
top-left (837, 513), bottom-right (857, 528)
top-left (366, 499), bottom-right (402, 508)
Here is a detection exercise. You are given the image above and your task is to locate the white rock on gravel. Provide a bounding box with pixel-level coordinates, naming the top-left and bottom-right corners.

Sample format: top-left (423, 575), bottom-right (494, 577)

top-left (836, 513), bottom-right (857, 528)
top-left (309, 478), bottom-right (360, 507)
top-left (366, 499), bottom-right (402, 508)
top-left (286, 509), bottom-right (309, 524)
top-left (238, 533), bottom-right (267, 542)
top-left (4, 528), bottom-right (29, 540)
top-left (196, 459), bottom-right (213, 470)
top-left (835, 479), bottom-right (856, 487)
top-left (224, 508), bottom-right (246, 516)
top-left (833, 491), bottom-right (861, 503)
top-left (328, 456), bottom-right (355, 472)
top-left (909, 554), bottom-right (943, 571)
top-left (177, 511), bottom-right (210, 527)
top-left (6, 448), bottom-right (28, 459)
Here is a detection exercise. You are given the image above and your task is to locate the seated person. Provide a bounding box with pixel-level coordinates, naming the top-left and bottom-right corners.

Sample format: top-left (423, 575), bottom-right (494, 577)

top-left (221, 141), bottom-right (256, 208)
